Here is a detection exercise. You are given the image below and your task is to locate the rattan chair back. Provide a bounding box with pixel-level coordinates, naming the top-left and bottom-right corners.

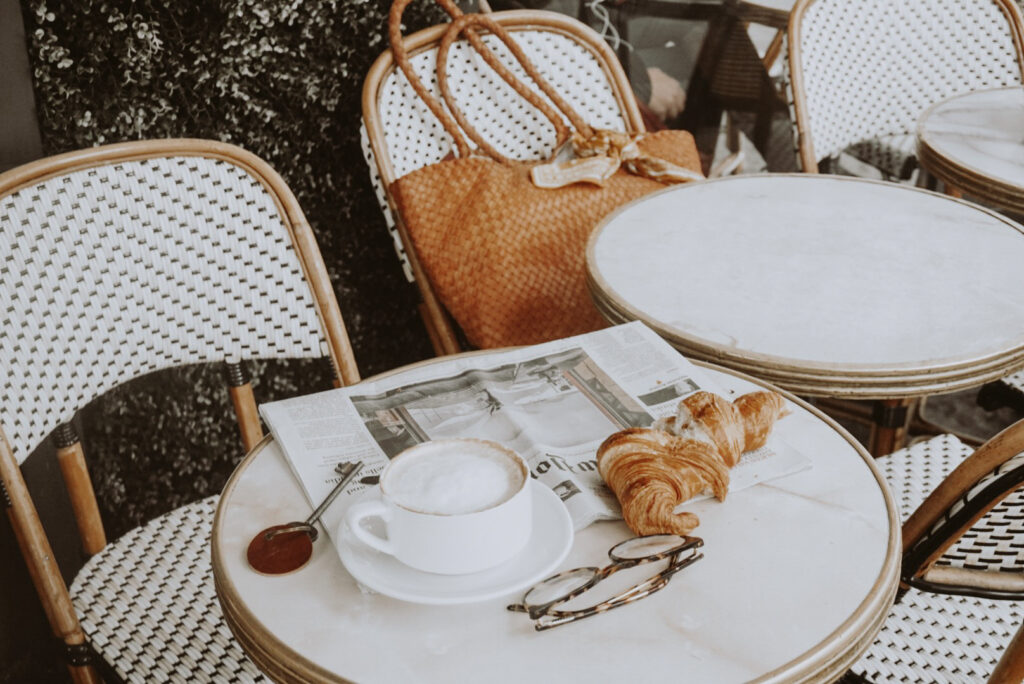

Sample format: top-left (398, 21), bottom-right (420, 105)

top-left (0, 139), bottom-right (358, 683)
top-left (1, 140), bottom-right (357, 464)
top-left (786, 0), bottom-right (1024, 175)
top-left (361, 9), bottom-right (645, 354)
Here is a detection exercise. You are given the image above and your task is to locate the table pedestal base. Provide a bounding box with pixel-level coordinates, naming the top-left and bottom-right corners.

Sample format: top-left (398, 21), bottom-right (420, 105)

top-left (868, 398), bottom-right (914, 458)
top-left (810, 397), bottom-right (914, 458)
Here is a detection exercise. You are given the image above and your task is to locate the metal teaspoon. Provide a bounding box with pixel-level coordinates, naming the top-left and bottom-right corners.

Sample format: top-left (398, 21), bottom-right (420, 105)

top-left (246, 461), bottom-right (363, 575)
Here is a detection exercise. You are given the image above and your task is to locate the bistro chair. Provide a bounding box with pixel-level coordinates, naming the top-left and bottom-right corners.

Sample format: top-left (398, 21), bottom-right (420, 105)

top-left (0, 139), bottom-right (360, 682)
top-left (785, 0), bottom-right (1024, 179)
top-left (360, 9), bottom-right (659, 356)
top-left (848, 422), bottom-right (1024, 681)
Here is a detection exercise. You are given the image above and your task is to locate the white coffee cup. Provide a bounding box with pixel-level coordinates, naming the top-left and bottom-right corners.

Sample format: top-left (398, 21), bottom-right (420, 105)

top-left (344, 438), bottom-right (533, 575)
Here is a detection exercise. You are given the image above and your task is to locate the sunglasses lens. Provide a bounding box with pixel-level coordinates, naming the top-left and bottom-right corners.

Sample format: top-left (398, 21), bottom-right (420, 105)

top-left (523, 567), bottom-right (598, 607)
top-left (610, 534), bottom-right (695, 561)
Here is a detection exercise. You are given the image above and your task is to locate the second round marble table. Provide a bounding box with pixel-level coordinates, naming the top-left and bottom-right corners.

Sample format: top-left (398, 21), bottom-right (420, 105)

top-left (917, 86), bottom-right (1024, 215)
top-left (586, 174), bottom-right (1024, 452)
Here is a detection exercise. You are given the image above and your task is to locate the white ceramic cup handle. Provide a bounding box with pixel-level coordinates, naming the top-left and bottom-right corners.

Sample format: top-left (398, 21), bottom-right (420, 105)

top-left (345, 498), bottom-right (396, 556)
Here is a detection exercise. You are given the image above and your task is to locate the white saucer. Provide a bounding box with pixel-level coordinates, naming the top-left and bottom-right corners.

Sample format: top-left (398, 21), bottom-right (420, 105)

top-left (336, 480), bottom-right (573, 605)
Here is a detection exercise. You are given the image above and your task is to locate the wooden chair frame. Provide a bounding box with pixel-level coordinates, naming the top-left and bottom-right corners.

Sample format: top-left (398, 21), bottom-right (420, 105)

top-left (901, 420), bottom-right (1024, 597)
top-left (786, 0), bottom-right (1024, 173)
top-left (0, 139), bottom-right (359, 683)
top-left (361, 10), bottom-right (647, 356)
top-left (888, 419), bottom-right (1024, 682)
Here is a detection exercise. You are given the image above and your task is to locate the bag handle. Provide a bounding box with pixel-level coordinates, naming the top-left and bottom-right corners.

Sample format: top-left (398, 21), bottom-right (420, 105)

top-left (436, 12), bottom-right (595, 165)
top-left (389, 0), bottom-right (472, 158)
top-left (388, 0), bottom-right (593, 164)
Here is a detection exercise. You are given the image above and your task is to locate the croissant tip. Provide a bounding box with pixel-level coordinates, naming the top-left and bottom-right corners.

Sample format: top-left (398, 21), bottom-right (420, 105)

top-left (629, 511), bottom-right (700, 537)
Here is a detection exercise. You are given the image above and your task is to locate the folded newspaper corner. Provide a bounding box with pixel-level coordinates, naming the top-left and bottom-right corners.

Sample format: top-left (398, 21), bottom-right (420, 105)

top-left (259, 321), bottom-right (813, 551)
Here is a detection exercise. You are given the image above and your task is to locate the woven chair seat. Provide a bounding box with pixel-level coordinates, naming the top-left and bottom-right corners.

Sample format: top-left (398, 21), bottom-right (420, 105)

top-left (846, 133), bottom-right (918, 180)
top-left (70, 496), bottom-right (266, 683)
top-left (1002, 370), bottom-right (1024, 398)
top-left (853, 434), bottom-right (1024, 681)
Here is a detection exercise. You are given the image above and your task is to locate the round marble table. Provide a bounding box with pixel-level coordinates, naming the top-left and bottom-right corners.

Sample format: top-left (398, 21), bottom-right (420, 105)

top-left (587, 174), bottom-right (1024, 399)
top-left (917, 86), bottom-right (1024, 215)
top-left (213, 361), bottom-right (899, 684)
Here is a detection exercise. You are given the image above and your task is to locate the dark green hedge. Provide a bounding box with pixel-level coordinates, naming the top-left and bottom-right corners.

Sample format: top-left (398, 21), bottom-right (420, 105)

top-left (22, 0), bottom-right (446, 537)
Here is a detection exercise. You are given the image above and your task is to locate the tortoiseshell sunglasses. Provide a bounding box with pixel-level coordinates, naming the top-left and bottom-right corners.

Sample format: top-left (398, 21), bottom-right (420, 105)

top-left (507, 534), bottom-right (704, 631)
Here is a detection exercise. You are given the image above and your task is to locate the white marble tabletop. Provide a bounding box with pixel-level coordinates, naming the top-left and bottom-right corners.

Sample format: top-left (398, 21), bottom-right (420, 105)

top-left (917, 86), bottom-right (1024, 213)
top-left (212, 363), bottom-right (899, 684)
top-left (586, 174), bottom-right (1024, 398)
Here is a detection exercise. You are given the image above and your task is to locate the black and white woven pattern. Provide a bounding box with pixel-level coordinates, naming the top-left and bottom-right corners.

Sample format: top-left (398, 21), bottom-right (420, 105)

top-left (854, 434), bottom-right (1024, 681)
top-left (790, 0), bottom-right (1022, 174)
top-left (70, 496), bottom-right (266, 683)
top-left (846, 134), bottom-right (919, 180)
top-left (360, 123), bottom-right (412, 281)
top-left (0, 156), bottom-right (327, 465)
top-left (362, 26), bottom-right (629, 281)
top-left (913, 451), bottom-right (1024, 575)
top-left (1003, 369), bottom-right (1024, 399)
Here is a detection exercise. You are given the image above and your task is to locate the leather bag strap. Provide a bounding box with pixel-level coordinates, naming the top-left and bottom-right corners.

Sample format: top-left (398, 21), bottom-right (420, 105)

top-left (388, 0), bottom-right (594, 164)
top-left (436, 12), bottom-right (595, 164)
top-left (389, 0), bottom-right (472, 157)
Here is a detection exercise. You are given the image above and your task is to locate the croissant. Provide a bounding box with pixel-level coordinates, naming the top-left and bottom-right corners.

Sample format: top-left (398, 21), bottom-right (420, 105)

top-left (598, 390), bottom-right (789, 536)
top-left (655, 390), bottom-right (790, 466)
top-left (733, 391), bottom-right (790, 453)
top-left (597, 427), bottom-right (729, 536)
top-left (655, 391), bottom-right (745, 467)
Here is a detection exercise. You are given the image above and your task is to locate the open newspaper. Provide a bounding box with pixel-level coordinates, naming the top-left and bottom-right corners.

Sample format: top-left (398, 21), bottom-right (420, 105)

top-left (259, 322), bottom-right (811, 545)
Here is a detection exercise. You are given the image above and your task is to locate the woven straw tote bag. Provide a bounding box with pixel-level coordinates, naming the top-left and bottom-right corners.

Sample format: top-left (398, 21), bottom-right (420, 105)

top-left (387, 0), bottom-right (703, 349)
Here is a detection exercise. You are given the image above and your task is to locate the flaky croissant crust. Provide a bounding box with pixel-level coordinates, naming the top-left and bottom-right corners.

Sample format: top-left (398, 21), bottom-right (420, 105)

top-left (598, 390), bottom-right (789, 536)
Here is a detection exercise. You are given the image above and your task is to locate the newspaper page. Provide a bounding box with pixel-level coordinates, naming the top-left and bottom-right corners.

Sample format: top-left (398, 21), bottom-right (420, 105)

top-left (259, 322), bottom-right (811, 546)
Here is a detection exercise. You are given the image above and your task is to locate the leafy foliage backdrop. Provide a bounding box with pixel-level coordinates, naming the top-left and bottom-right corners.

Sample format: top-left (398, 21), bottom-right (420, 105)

top-left (21, 0), bottom-right (445, 538)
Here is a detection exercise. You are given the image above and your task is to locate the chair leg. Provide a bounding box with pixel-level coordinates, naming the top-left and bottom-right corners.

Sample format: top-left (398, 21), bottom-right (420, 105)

top-left (989, 619), bottom-right (1024, 683)
top-left (226, 361), bottom-right (263, 452)
top-left (54, 424), bottom-right (107, 555)
top-left (66, 647), bottom-right (104, 684)
top-left (68, 665), bottom-right (103, 683)
top-left (1, 443), bottom-right (103, 683)
top-left (418, 302), bottom-right (461, 357)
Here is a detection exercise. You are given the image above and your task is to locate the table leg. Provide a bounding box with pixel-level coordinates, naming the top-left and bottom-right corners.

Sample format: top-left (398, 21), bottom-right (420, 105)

top-left (868, 398), bottom-right (914, 457)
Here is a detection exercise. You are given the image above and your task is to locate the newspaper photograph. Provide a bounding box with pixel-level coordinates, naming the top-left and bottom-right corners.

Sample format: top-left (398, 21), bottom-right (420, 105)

top-left (259, 322), bottom-right (811, 548)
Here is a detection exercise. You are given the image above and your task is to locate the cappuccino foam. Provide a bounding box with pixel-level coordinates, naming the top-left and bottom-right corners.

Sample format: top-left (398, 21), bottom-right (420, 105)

top-left (385, 442), bottom-right (525, 515)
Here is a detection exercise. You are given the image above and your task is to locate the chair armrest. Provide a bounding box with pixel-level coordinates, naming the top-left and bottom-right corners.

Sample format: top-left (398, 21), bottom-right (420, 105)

top-left (912, 565), bottom-right (1024, 601)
